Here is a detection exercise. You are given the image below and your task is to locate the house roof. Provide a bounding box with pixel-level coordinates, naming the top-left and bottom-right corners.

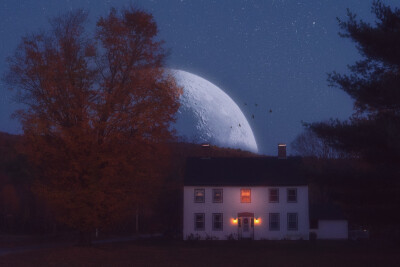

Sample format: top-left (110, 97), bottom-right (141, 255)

top-left (184, 157), bottom-right (308, 186)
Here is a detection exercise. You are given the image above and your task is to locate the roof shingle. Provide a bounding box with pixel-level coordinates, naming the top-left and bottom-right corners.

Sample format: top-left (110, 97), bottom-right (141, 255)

top-left (184, 157), bottom-right (308, 186)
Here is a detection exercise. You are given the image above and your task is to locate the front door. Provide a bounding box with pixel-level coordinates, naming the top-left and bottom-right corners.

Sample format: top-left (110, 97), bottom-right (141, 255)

top-left (242, 217), bottom-right (251, 238)
top-left (239, 216), bottom-right (254, 239)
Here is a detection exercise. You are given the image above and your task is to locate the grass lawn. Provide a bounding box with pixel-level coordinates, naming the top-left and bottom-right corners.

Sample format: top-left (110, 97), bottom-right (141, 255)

top-left (1, 239), bottom-right (399, 266)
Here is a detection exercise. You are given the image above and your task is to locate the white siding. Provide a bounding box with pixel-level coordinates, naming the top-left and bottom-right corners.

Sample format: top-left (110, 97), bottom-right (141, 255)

top-left (183, 186), bottom-right (309, 240)
top-left (313, 220), bottom-right (348, 240)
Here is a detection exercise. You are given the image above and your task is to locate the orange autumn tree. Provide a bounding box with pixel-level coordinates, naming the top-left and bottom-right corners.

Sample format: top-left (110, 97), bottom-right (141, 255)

top-left (5, 7), bottom-right (181, 244)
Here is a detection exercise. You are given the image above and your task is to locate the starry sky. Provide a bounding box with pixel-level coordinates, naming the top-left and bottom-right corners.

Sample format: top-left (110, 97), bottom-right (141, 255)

top-left (1, 0), bottom-right (398, 155)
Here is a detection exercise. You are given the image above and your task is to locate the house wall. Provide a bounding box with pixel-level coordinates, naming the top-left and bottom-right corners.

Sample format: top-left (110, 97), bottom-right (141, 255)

top-left (312, 220), bottom-right (348, 239)
top-left (183, 186), bottom-right (309, 240)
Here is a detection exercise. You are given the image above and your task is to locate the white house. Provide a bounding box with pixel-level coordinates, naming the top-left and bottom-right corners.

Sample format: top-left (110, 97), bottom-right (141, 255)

top-left (183, 154), bottom-right (311, 240)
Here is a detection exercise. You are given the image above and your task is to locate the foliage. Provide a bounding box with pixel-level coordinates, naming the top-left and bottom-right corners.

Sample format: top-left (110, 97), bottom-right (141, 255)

top-left (186, 233), bottom-right (201, 241)
top-left (4, 7), bottom-right (181, 243)
top-left (0, 132), bottom-right (258, 235)
top-left (226, 233), bottom-right (238, 241)
top-left (308, 1), bottom-right (400, 165)
top-left (204, 234), bottom-right (219, 240)
top-left (305, 1), bottom-right (400, 232)
top-left (290, 129), bottom-right (345, 159)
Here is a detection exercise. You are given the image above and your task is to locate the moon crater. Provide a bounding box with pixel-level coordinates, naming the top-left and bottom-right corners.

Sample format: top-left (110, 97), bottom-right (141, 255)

top-left (171, 70), bottom-right (258, 153)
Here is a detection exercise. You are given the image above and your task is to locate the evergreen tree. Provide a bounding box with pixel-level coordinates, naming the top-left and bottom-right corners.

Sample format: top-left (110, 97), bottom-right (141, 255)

top-left (309, 1), bottom-right (400, 165)
top-left (308, 1), bottom-right (400, 235)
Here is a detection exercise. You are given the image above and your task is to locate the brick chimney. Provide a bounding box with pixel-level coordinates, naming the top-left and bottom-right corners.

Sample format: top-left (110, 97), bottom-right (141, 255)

top-left (201, 143), bottom-right (211, 159)
top-left (278, 144), bottom-right (286, 159)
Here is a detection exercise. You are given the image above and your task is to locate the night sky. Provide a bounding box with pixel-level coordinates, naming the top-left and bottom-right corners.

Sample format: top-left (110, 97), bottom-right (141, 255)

top-left (1, 0), bottom-right (398, 155)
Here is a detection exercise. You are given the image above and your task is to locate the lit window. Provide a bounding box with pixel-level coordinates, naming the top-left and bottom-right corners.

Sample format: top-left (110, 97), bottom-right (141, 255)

top-left (240, 189), bottom-right (251, 203)
top-left (287, 213), bottom-right (298, 231)
top-left (194, 213), bottom-right (205, 231)
top-left (269, 188), bottom-right (279, 203)
top-left (213, 189), bottom-right (223, 203)
top-left (194, 189), bottom-right (205, 203)
top-left (212, 213), bottom-right (223, 231)
top-left (287, 188), bottom-right (297, 203)
top-left (269, 213), bottom-right (280, 231)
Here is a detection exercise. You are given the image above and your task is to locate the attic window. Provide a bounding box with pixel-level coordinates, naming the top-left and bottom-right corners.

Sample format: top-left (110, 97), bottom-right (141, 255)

top-left (240, 189), bottom-right (251, 203)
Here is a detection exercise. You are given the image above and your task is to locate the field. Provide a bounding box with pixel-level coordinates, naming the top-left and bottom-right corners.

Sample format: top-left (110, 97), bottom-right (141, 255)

top-left (1, 239), bottom-right (399, 267)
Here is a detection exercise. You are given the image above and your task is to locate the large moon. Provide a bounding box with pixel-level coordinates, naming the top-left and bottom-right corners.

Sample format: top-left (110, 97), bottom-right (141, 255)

top-left (171, 69), bottom-right (258, 153)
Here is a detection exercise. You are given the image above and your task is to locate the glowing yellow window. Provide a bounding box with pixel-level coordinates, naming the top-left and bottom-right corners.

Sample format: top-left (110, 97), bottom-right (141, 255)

top-left (240, 189), bottom-right (251, 203)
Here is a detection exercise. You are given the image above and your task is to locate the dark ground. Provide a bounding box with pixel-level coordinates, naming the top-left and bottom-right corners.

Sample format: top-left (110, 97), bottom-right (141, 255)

top-left (0, 236), bottom-right (399, 267)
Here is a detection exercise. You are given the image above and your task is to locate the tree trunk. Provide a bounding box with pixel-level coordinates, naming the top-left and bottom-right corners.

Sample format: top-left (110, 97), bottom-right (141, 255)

top-left (78, 230), bottom-right (92, 246)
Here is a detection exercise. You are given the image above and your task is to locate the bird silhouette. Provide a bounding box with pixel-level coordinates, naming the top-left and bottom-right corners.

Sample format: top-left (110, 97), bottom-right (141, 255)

top-left (269, 109), bottom-right (272, 113)
top-left (254, 103), bottom-right (258, 107)
top-left (252, 114), bottom-right (255, 119)
top-left (244, 102), bottom-right (247, 106)
top-left (239, 123), bottom-right (241, 127)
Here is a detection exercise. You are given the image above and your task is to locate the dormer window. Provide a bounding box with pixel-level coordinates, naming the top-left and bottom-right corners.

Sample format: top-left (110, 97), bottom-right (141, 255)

top-left (240, 189), bottom-right (251, 203)
top-left (194, 189), bottom-right (205, 203)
